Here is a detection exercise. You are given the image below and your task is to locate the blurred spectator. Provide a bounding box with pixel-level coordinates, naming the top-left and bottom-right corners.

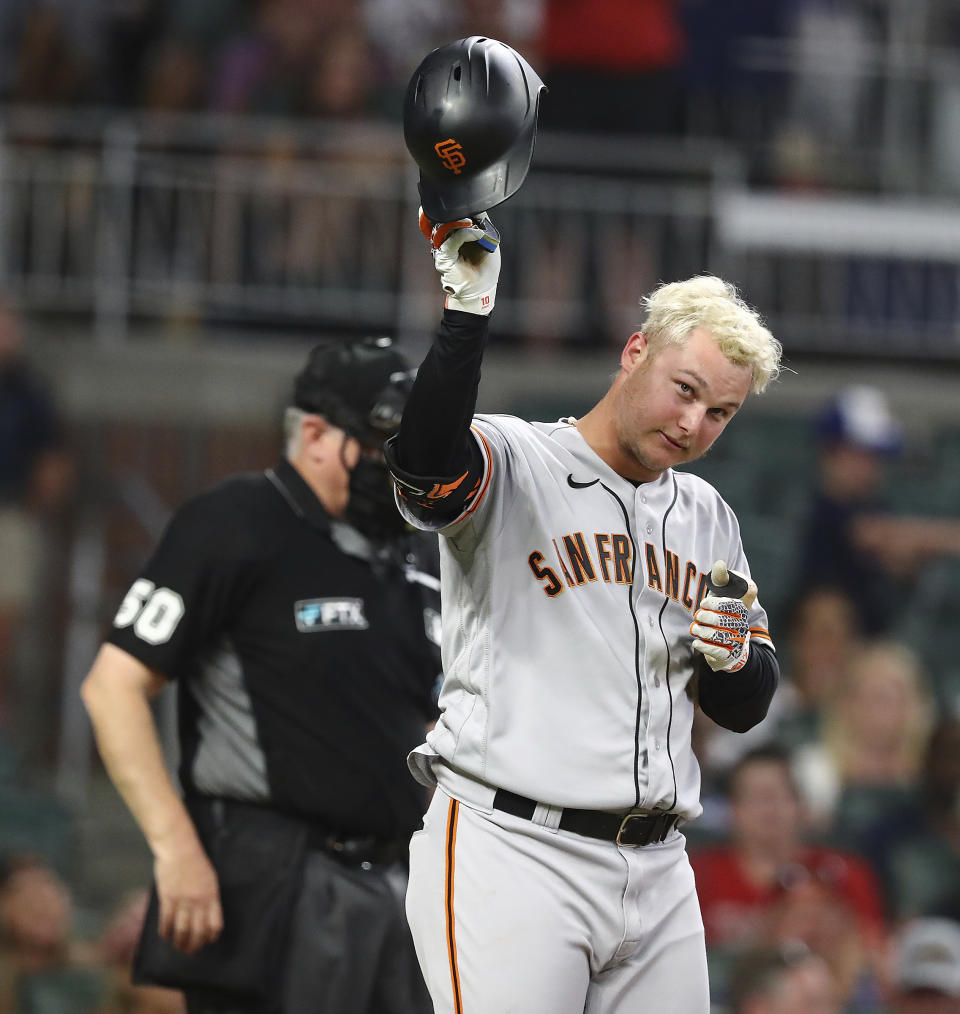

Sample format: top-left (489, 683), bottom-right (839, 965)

top-left (362, 0), bottom-right (453, 101)
top-left (796, 385), bottom-right (960, 636)
top-left (538, 0), bottom-right (686, 136)
top-left (771, 0), bottom-right (882, 189)
top-left (771, 585), bottom-right (863, 751)
top-left (210, 0), bottom-right (308, 116)
top-left (140, 37), bottom-right (205, 113)
top-left (138, 0), bottom-right (243, 112)
top-left (886, 917), bottom-right (960, 1014)
top-left (301, 21), bottom-right (375, 119)
top-left (0, 854), bottom-right (105, 1014)
top-left (0, 299), bottom-right (72, 729)
top-left (9, 2), bottom-right (89, 104)
top-left (694, 584), bottom-right (862, 794)
top-left (239, 16), bottom-right (395, 297)
top-left (162, 0), bottom-right (246, 56)
top-left (363, 0), bottom-right (542, 114)
top-left (0, 0), bottom-right (29, 98)
top-left (861, 716), bottom-right (960, 923)
top-left (727, 941), bottom-right (842, 1014)
top-left (680, 0), bottom-right (794, 147)
top-left (454, 0), bottom-right (543, 58)
top-left (97, 0), bottom-right (164, 108)
top-left (690, 744), bottom-right (885, 1001)
top-left (796, 384), bottom-right (904, 634)
top-left (787, 1), bottom-right (879, 146)
top-left (793, 640), bottom-right (934, 838)
top-left (763, 864), bottom-right (884, 1009)
top-left (210, 0), bottom-right (358, 117)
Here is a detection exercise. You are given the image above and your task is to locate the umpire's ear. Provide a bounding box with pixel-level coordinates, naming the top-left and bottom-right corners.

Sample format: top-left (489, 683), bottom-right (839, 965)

top-left (298, 414), bottom-right (335, 465)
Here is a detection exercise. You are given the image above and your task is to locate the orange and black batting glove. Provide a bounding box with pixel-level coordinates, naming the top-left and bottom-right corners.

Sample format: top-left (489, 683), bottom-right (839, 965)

top-left (418, 208), bottom-right (501, 316)
top-left (690, 560), bottom-right (758, 673)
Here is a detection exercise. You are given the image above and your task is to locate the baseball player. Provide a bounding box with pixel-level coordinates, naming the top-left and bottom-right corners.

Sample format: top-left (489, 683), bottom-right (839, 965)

top-left (384, 213), bottom-right (784, 1013)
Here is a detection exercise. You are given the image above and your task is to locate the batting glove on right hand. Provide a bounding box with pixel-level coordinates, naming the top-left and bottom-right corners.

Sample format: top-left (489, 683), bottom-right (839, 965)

top-left (690, 560), bottom-right (759, 673)
top-left (419, 208), bottom-right (501, 316)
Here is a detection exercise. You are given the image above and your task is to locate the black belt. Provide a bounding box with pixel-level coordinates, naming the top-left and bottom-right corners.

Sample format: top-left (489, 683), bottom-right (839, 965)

top-left (195, 797), bottom-right (404, 869)
top-left (306, 829), bottom-right (405, 868)
top-left (493, 789), bottom-right (680, 847)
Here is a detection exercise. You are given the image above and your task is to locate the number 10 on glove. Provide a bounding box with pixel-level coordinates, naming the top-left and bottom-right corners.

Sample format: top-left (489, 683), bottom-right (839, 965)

top-left (690, 560), bottom-right (758, 673)
top-left (419, 209), bottom-right (501, 315)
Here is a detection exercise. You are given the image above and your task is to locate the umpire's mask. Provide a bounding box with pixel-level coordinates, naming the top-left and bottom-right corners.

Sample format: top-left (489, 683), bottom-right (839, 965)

top-left (293, 336), bottom-right (414, 541)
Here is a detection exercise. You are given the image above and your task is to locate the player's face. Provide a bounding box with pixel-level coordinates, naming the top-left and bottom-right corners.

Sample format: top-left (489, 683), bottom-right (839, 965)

top-left (613, 327), bottom-right (751, 481)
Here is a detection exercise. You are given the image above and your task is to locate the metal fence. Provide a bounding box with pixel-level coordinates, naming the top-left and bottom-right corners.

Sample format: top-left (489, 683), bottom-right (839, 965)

top-left (1, 107), bottom-right (959, 358)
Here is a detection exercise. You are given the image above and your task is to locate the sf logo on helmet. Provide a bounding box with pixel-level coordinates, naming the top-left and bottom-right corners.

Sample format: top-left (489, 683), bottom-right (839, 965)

top-left (434, 139), bottom-right (466, 175)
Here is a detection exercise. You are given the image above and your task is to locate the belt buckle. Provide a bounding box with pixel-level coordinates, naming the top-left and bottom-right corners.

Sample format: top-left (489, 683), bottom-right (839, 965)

top-left (616, 812), bottom-right (654, 847)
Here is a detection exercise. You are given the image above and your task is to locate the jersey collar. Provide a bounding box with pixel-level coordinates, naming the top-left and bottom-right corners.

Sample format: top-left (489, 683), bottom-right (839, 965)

top-left (553, 420), bottom-right (675, 502)
top-left (266, 458), bottom-right (333, 532)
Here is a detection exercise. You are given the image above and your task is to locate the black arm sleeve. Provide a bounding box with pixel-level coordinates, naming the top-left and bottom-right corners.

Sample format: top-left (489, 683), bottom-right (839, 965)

top-left (385, 310), bottom-right (489, 519)
top-left (697, 642), bottom-right (779, 733)
top-left (394, 309), bottom-right (489, 476)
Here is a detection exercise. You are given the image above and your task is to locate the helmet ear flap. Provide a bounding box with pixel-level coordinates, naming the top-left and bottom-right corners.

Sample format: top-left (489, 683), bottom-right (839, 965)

top-left (403, 36), bottom-right (546, 222)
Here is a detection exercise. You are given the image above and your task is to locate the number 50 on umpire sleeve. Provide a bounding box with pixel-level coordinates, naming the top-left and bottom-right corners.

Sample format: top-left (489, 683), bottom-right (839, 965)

top-left (114, 579), bottom-right (185, 645)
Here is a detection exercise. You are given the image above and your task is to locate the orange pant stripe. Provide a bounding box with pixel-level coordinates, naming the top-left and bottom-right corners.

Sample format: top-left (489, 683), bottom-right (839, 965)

top-left (445, 798), bottom-right (463, 1014)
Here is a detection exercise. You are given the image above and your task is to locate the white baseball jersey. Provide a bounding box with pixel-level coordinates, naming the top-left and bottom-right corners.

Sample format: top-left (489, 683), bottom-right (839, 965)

top-left (400, 414), bottom-right (774, 821)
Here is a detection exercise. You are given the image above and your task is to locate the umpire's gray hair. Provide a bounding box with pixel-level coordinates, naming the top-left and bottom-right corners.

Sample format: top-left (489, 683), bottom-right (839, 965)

top-left (640, 276), bottom-right (782, 394)
top-left (283, 406), bottom-right (309, 458)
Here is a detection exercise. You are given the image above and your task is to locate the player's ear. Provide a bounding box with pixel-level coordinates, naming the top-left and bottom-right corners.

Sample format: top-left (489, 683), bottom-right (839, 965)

top-left (621, 332), bottom-right (649, 372)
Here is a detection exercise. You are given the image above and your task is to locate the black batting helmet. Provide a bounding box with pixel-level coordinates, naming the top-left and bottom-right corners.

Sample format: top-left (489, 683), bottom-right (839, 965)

top-left (403, 36), bottom-right (546, 223)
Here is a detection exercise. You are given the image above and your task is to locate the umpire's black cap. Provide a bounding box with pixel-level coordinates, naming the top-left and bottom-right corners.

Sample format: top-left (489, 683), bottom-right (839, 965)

top-left (404, 36), bottom-right (546, 222)
top-left (294, 337), bottom-right (414, 447)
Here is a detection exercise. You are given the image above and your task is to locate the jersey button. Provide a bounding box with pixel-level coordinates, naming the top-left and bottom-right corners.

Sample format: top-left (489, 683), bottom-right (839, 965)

top-left (655, 677), bottom-right (661, 687)
top-left (655, 740), bottom-right (662, 751)
top-left (641, 495), bottom-right (647, 504)
top-left (646, 524), bottom-right (653, 534)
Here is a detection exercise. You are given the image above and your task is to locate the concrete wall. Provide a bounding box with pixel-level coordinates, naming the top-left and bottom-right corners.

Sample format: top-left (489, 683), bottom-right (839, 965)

top-left (31, 326), bottom-right (960, 442)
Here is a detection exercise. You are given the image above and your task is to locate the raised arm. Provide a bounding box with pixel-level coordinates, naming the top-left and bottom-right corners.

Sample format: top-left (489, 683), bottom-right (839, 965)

top-left (386, 213), bottom-right (501, 520)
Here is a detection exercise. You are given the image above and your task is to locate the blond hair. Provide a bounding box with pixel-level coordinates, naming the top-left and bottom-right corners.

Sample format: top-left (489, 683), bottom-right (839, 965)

top-left (827, 640), bottom-right (934, 783)
top-left (641, 275), bottom-right (782, 394)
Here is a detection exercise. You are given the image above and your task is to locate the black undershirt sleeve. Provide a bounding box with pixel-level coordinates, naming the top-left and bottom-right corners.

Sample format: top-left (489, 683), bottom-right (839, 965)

top-left (697, 642), bottom-right (779, 733)
top-left (385, 309), bottom-right (488, 517)
top-left (394, 309), bottom-right (488, 475)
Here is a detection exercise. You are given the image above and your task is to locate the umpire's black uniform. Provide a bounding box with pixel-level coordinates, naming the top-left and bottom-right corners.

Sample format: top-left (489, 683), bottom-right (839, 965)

top-left (111, 340), bottom-right (439, 1014)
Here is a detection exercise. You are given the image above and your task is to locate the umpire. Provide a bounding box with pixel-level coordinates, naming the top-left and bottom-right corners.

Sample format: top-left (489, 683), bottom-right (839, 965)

top-left (81, 337), bottom-right (438, 1014)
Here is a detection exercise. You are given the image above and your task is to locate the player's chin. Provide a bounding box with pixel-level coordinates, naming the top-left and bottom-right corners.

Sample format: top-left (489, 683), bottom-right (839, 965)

top-left (631, 437), bottom-right (688, 477)
top-left (676, 445), bottom-right (702, 466)
top-left (654, 434), bottom-right (693, 466)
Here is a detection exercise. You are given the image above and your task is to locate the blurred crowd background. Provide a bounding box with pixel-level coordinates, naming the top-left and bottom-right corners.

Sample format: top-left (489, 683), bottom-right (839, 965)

top-left (2, 1), bottom-right (960, 1012)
